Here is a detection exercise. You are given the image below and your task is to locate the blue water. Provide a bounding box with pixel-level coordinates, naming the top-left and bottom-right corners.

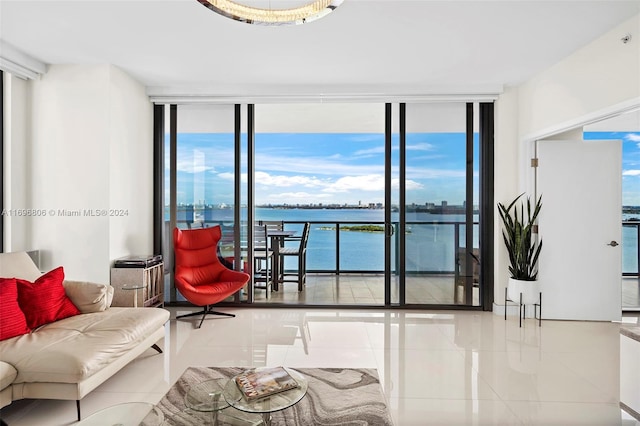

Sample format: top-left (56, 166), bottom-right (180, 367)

top-left (255, 208), bottom-right (477, 272)
top-left (175, 207), bottom-right (639, 273)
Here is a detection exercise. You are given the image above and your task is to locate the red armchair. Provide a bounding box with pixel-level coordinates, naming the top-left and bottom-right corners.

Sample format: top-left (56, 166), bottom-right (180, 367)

top-left (173, 226), bottom-right (249, 328)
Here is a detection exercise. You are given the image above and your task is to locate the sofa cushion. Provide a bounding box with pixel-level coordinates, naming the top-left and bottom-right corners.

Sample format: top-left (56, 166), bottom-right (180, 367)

top-left (0, 278), bottom-right (30, 341)
top-left (17, 267), bottom-right (80, 329)
top-left (0, 307), bottom-right (169, 384)
top-left (63, 281), bottom-right (114, 313)
top-left (0, 361), bottom-right (17, 391)
top-left (0, 252), bottom-right (41, 282)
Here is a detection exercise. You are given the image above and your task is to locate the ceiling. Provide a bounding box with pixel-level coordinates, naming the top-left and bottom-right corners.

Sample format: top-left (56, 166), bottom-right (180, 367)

top-left (0, 0), bottom-right (639, 98)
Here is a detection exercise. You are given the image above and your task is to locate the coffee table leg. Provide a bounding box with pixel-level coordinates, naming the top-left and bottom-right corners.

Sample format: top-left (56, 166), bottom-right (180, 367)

top-left (262, 412), bottom-right (271, 426)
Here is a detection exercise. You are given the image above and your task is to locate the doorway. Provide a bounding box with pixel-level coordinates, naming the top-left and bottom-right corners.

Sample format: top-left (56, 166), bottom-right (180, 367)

top-left (526, 105), bottom-right (640, 316)
top-left (584, 111), bottom-right (640, 311)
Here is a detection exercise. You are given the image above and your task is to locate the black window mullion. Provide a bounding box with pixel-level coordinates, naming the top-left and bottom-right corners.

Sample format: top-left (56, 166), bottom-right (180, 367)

top-left (0, 71), bottom-right (4, 253)
top-left (384, 103), bottom-right (392, 306)
top-left (152, 104), bottom-right (164, 257)
top-left (465, 103), bottom-right (474, 305)
top-left (245, 104), bottom-right (254, 303)
top-left (480, 102), bottom-right (495, 310)
top-left (169, 104), bottom-right (177, 302)
top-left (399, 103), bottom-right (406, 305)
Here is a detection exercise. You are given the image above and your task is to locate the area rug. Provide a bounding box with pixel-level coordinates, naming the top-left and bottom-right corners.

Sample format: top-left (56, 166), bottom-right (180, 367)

top-left (620, 323), bottom-right (640, 343)
top-left (152, 366), bottom-right (394, 425)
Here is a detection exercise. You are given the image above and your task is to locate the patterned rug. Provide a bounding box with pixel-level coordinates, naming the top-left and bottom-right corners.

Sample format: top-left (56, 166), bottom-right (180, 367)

top-left (620, 323), bottom-right (640, 343)
top-left (152, 367), bottom-right (394, 425)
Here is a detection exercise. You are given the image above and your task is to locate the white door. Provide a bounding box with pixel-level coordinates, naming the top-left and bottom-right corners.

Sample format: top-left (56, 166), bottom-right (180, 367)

top-left (537, 139), bottom-right (622, 321)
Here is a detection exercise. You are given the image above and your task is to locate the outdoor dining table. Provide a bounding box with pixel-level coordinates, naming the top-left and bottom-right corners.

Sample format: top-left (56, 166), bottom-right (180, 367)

top-left (267, 229), bottom-right (296, 291)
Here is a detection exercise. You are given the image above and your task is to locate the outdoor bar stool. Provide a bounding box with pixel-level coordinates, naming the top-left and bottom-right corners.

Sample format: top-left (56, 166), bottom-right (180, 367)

top-left (278, 222), bottom-right (310, 291)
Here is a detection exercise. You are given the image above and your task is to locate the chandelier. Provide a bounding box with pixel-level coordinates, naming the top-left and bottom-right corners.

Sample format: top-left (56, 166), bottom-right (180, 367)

top-left (197, 0), bottom-right (344, 26)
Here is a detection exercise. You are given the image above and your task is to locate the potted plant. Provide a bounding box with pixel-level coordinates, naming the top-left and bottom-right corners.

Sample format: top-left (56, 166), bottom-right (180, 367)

top-left (497, 193), bottom-right (543, 305)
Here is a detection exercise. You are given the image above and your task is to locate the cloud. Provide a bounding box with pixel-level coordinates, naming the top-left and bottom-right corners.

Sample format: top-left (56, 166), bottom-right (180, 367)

top-left (323, 174), bottom-right (385, 192)
top-left (217, 172), bottom-right (234, 181)
top-left (353, 142), bottom-right (435, 157)
top-left (406, 143), bottom-right (435, 151)
top-left (176, 160), bottom-right (215, 174)
top-left (267, 192), bottom-right (332, 200)
top-left (623, 170), bottom-right (640, 176)
top-left (624, 133), bottom-right (640, 142)
top-left (353, 146), bottom-right (385, 156)
top-left (322, 174), bottom-right (423, 193)
top-left (257, 153), bottom-right (384, 176)
top-left (255, 171), bottom-right (328, 188)
top-left (407, 167), bottom-right (466, 179)
top-left (403, 179), bottom-right (424, 190)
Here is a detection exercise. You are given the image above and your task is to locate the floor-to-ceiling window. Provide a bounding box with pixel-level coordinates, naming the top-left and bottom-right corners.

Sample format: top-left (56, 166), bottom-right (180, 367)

top-left (400, 103), bottom-right (481, 306)
top-left (158, 100), bottom-right (493, 309)
top-left (254, 103), bottom-right (388, 305)
top-left (162, 104), bottom-right (244, 303)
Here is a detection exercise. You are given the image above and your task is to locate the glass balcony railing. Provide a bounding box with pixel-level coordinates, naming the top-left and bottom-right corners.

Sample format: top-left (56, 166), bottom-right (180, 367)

top-left (168, 219), bottom-right (640, 278)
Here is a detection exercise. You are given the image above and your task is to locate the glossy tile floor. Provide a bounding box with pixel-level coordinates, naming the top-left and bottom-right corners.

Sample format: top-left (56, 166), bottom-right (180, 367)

top-left (623, 277), bottom-right (640, 310)
top-left (256, 274), bottom-right (639, 309)
top-left (2, 309), bottom-right (640, 425)
top-left (254, 274), bottom-right (481, 306)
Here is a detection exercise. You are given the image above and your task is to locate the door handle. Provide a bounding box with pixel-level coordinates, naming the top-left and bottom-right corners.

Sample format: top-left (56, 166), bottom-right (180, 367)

top-left (386, 224), bottom-right (395, 237)
top-left (607, 240), bottom-right (619, 247)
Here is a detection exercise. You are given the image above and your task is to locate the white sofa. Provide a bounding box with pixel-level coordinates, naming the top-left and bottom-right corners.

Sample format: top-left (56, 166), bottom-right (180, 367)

top-left (0, 251), bottom-right (170, 421)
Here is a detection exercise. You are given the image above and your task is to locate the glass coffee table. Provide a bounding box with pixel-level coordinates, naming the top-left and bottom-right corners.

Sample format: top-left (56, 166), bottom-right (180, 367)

top-left (222, 367), bottom-right (308, 426)
top-left (180, 378), bottom-right (261, 425)
top-left (184, 378), bottom-right (230, 424)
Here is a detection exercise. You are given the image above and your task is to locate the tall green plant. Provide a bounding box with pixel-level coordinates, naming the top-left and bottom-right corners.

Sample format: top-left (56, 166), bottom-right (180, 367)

top-left (497, 193), bottom-right (543, 281)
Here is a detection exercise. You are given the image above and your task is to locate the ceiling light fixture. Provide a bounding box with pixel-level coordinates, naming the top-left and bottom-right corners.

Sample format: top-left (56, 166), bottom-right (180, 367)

top-left (196, 0), bottom-right (344, 26)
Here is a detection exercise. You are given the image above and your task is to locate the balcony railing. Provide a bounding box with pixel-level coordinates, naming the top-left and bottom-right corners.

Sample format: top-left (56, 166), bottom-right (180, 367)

top-left (171, 219), bottom-right (640, 278)
top-left (623, 220), bottom-right (640, 277)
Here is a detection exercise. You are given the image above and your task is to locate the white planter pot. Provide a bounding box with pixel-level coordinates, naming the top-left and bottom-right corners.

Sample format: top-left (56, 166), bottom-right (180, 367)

top-left (507, 278), bottom-right (540, 305)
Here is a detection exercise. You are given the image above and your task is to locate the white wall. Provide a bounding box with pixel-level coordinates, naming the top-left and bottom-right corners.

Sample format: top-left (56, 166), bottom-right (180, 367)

top-left (6, 64), bottom-right (153, 283)
top-left (3, 74), bottom-right (31, 252)
top-left (108, 66), bottom-right (154, 262)
top-left (493, 14), bottom-right (640, 312)
top-left (518, 14), bottom-right (640, 138)
top-left (493, 86), bottom-right (520, 308)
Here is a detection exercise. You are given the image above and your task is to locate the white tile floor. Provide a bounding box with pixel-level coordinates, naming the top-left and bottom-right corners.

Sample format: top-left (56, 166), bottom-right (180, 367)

top-left (1, 308), bottom-right (639, 426)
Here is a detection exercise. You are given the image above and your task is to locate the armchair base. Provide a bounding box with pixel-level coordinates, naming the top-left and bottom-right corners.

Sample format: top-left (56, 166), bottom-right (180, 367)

top-left (176, 305), bottom-right (235, 328)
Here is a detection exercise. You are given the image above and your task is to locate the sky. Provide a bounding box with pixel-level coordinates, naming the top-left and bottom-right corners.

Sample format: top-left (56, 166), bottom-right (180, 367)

top-left (584, 131), bottom-right (640, 206)
top-left (170, 132), bottom-right (478, 207)
top-left (168, 131), bottom-right (639, 207)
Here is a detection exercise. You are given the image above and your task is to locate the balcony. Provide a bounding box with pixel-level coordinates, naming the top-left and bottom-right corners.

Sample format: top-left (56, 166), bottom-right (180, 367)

top-left (170, 218), bottom-right (640, 307)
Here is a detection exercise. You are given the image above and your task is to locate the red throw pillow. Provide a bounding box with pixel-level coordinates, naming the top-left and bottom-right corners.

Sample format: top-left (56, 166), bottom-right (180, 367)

top-left (17, 267), bottom-right (81, 329)
top-left (0, 278), bottom-right (31, 340)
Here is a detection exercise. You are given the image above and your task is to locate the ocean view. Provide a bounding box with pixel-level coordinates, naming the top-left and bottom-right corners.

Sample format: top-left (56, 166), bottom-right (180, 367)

top-left (174, 207), bottom-right (639, 274)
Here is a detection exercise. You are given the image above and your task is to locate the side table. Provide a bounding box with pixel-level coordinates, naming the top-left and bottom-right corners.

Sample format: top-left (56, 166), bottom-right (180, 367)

top-left (122, 284), bottom-right (146, 308)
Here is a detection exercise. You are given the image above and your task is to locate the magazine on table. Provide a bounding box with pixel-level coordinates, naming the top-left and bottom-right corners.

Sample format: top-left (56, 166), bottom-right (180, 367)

top-left (235, 366), bottom-right (299, 401)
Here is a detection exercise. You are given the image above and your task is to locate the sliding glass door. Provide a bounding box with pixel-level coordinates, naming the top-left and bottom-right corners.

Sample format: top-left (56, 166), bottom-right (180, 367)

top-left (158, 101), bottom-right (492, 308)
top-left (254, 103), bottom-right (389, 305)
top-left (164, 104), bottom-right (245, 303)
top-left (396, 103), bottom-right (481, 306)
